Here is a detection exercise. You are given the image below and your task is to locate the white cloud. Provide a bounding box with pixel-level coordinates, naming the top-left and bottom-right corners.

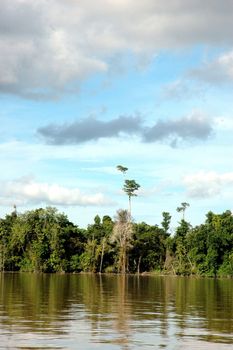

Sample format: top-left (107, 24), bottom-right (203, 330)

top-left (190, 50), bottom-right (233, 85)
top-left (1, 0), bottom-right (233, 98)
top-left (183, 171), bottom-right (233, 198)
top-left (218, 51), bottom-right (233, 75)
top-left (0, 177), bottom-right (113, 207)
top-left (138, 181), bottom-right (171, 197)
top-left (160, 79), bottom-right (205, 101)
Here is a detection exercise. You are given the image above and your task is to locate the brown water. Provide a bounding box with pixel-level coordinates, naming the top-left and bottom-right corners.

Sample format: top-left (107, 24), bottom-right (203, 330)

top-left (0, 273), bottom-right (232, 349)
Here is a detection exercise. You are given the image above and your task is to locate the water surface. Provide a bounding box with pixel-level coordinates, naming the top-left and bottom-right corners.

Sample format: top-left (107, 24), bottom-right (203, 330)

top-left (0, 273), bottom-right (232, 349)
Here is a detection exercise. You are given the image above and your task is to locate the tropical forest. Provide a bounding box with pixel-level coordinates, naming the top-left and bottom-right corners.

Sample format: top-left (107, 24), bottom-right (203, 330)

top-left (0, 166), bottom-right (232, 277)
top-left (0, 200), bottom-right (233, 277)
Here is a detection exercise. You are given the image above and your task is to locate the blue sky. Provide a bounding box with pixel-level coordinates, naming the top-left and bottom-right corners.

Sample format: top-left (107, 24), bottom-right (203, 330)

top-left (1, 0), bottom-right (233, 229)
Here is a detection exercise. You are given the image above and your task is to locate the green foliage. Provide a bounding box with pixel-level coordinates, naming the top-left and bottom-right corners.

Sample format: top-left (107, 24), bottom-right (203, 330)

top-left (161, 212), bottom-right (172, 236)
top-left (131, 222), bottom-right (166, 273)
top-left (0, 207), bottom-right (232, 277)
top-left (116, 165), bottom-right (128, 174)
top-left (167, 219), bottom-right (192, 275)
top-left (218, 253), bottom-right (233, 277)
top-left (176, 202), bottom-right (190, 220)
top-left (123, 179), bottom-right (140, 198)
top-left (122, 179), bottom-right (140, 218)
top-left (0, 207), bottom-right (85, 273)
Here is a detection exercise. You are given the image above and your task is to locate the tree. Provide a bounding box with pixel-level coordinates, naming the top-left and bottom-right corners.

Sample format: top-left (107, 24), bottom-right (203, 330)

top-left (99, 215), bottom-right (114, 273)
top-left (161, 212), bottom-right (172, 236)
top-left (116, 165), bottom-right (140, 219)
top-left (85, 215), bottom-right (114, 273)
top-left (0, 210), bottom-right (18, 271)
top-left (110, 210), bottom-right (133, 274)
top-left (131, 222), bottom-right (166, 274)
top-left (173, 219), bottom-right (192, 275)
top-left (116, 165), bottom-right (128, 174)
top-left (3, 207), bottom-right (81, 273)
top-left (123, 179), bottom-right (140, 218)
top-left (176, 202), bottom-right (190, 221)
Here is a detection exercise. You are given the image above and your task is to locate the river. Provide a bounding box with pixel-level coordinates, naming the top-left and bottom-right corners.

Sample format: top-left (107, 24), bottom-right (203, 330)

top-left (0, 273), bottom-right (232, 349)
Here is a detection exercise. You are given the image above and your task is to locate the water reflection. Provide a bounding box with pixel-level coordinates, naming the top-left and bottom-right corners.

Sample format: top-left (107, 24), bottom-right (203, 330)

top-left (0, 273), bottom-right (232, 349)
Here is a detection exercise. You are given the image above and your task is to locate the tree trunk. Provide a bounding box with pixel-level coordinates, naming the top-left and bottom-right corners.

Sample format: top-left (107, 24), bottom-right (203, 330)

top-left (128, 196), bottom-right (131, 220)
top-left (122, 245), bottom-right (126, 274)
top-left (99, 239), bottom-right (105, 273)
top-left (137, 255), bottom-right (142, 274)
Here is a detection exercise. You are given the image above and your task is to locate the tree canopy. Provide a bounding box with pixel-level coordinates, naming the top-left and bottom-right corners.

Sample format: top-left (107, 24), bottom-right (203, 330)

top-left (116, 165), bottom-right (128, 174)
top-left (0, 206), bottom-right (232, 277)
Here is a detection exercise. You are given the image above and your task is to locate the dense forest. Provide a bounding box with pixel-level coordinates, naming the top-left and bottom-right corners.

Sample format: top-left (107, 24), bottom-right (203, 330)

top-left (0, 206), bottom-right (232, 277)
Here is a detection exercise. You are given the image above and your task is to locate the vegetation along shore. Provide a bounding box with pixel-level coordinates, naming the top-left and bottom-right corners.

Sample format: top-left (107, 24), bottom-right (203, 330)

top-left (0, 205), bottom-right (232, 277)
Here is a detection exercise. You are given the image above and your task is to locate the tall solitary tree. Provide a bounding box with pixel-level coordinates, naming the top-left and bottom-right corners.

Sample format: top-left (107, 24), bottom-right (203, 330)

top-left (176, 202), bottom-right (190, 221)
top-left (116, 165), bottom-right (128, 174)
top-left (123, 179), bottom-right (140, 218)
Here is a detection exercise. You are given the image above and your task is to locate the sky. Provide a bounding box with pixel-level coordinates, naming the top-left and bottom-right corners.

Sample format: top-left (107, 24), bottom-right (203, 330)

top-left (1, 0), bottom-right (233, 229)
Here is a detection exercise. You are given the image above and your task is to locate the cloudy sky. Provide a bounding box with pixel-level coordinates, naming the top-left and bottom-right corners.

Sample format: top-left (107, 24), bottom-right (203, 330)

top-left (1, 0), bottom-right (233, 228)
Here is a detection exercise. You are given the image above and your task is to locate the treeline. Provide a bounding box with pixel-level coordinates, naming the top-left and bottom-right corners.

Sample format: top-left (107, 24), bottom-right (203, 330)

top-left (0, 207), bottom-right (232, 277)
